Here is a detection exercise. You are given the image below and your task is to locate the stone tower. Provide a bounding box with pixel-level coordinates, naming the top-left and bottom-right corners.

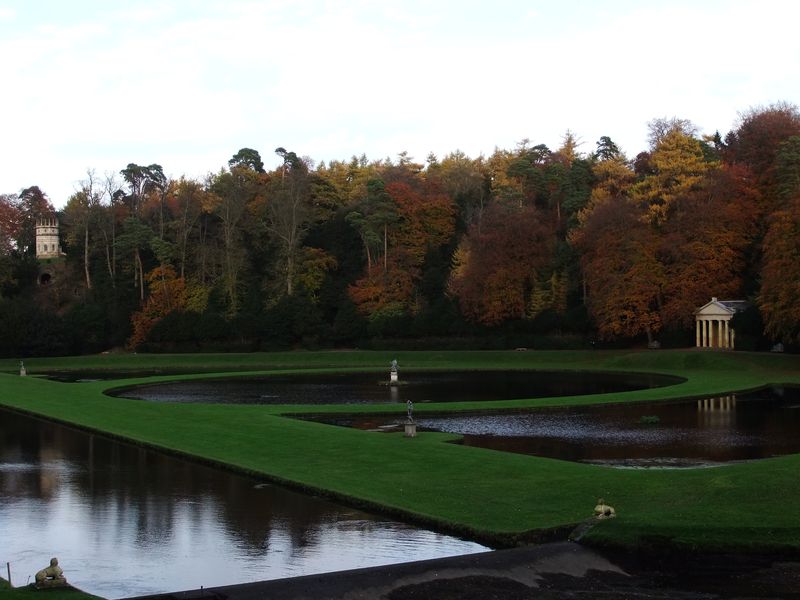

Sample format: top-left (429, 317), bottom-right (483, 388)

top-left (35, 216), bottom-right (61, 259)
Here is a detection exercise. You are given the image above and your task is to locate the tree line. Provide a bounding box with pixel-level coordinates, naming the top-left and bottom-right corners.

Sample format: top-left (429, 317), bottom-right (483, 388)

top-left (2, 103), bottom-right (799, 356)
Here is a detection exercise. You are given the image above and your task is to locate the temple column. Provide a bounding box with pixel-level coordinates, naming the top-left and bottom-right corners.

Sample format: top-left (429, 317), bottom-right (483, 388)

top-left (724, 320), bottom-right (730, 349)
top-left (696, 320), bottom-right (701, 347)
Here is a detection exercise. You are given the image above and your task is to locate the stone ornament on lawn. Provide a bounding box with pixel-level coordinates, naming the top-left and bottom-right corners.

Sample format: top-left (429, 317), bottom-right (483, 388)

top-left (34, 557), bottom-right (68, 588)
top-left (593, 499), bottom-right (616, 519)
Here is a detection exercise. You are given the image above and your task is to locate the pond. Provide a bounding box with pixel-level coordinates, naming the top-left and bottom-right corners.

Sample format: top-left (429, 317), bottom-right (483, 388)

top-left (0, 408), bottom-right (488, 599)
top-left (111, 370), bottom-right (682, 405)
top-left (324, 387), bottom-right (800, 468)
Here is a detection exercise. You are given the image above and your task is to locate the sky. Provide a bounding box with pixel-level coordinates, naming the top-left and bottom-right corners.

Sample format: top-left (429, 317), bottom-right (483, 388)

top-left (1, 0), bottom-right (799, 208)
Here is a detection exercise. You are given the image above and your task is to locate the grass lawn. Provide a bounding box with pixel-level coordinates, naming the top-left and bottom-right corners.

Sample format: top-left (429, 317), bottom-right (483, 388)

top-left (0, 578), bottom-right (100, 600)
top-left (1, 349), bottom-right (799, 553)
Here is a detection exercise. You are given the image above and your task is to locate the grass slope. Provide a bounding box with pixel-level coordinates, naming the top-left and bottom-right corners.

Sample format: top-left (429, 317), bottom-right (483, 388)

top-left (0, 578), bottom-right (99, 600)
top-left (1, 349), bottom-right (799, 552)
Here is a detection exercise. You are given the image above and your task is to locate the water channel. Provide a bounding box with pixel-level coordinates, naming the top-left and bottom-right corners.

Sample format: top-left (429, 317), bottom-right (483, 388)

top-left (0, 409), bottom-right (488, 599)
top-left (332, 386), bottom-right (800, 467)
top-left (112, 371), bottom-right (799, 468)
top-left (111, 370), bottom-right (682, 404)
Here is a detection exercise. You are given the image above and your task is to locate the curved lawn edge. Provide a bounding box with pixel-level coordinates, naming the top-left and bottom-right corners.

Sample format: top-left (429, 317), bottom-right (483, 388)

top-left (2, 349), bottom-right (800, 555)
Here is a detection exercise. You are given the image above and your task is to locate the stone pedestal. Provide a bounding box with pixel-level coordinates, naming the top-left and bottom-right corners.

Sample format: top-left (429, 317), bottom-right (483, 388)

top-left (390, 371), bottom-right (398, 383)
top-left (404, 421), bottom-right (417, 438)
top-left (19, 367), bottom-right (26, 376)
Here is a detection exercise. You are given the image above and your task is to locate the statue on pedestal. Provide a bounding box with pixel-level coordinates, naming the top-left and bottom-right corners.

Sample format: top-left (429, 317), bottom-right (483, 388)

top-left (34, 557), bottom-right (68, 588)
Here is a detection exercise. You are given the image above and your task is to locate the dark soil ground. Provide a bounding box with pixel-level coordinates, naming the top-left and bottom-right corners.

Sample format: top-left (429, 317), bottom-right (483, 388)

top-left (125, 541), bottom-right (800, 600)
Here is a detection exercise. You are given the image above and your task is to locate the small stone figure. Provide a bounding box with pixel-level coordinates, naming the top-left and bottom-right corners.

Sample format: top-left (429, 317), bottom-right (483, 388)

top-left (35, 557), bottom-right (68, 589)
top-left (593, 498), bottom-right (616, 519)
top-left (19, 360), bottom-right (26, 376)
top-left (406, 399), bottom-right (414, 422)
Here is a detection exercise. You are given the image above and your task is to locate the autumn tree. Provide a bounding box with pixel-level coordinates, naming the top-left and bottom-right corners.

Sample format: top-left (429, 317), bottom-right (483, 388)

top-left (207, 152), bottom-right (268, 313)
top-left (631, 129), bottom-right (714, 225)
top-left (128, 265), bottom-right (188, 349)
top-left (16, 186), bottom-right (54, 254)
top-left (427, 150), bottom-right (488, 231)
top-left (119, 164), bottom-right (167, 301)
top-left (168, 178), bottom-right (206, 279)
top-left (657, 166), bottom-right (758, 327)
top-left (723, 102), bottom-right (800, 189)
top-left (449, 204), bottom-right (555, 325)
top-left (0, 194), bottom-right (21, 254)
top-left (264, 147), bottom-right (313, 297)
top-left (0, 194), bottom-right (22, 294)
top-left (62, 171), bottom-right (106, 290)
top-left (571, 196), bottom-right (664, 342)
top-left (646, 116), bottom-right (698, 149)
top-left (345, 179), bottom-right (398, 275)
top-left (758, 196), bottom-right (800, 342)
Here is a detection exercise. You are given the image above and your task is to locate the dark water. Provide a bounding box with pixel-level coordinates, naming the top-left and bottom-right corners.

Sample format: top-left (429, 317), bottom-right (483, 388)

top-left (0, 409), bottom-right (487, 599)
top-left (113, 370), bottom-right (681, 405)
top-left (333, 387), bottom-right (800, 468)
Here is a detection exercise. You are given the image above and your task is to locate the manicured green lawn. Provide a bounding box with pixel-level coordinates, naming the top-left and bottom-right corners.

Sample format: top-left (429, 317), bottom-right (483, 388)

top-left (1, 349), bottom-right (799, 553)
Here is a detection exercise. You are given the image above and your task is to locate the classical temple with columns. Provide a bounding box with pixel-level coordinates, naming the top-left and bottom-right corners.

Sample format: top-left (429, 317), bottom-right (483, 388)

top-left (694, 297), bottom-right (749, 349)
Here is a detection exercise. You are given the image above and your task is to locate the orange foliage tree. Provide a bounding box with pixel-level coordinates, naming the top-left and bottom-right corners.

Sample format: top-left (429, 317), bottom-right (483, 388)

top-left (128, 265), bottom-right (188, 349)
top-left (571, 197), bottom-right (664, 341)
top-left (348, 179), bottom-right (455, 316)
top-left (759, 196), bottom-right (800, 342)
top-left (449, 204), bottom-right (555, 325)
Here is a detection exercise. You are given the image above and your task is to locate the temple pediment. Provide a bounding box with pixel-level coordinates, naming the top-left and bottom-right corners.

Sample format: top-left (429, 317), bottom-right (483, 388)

top-left (695, 297), bottom-right (748, 318)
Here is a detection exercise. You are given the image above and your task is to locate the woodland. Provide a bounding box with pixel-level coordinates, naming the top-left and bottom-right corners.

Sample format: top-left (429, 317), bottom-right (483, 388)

top-left (1, 103), bottom-right (800, 357)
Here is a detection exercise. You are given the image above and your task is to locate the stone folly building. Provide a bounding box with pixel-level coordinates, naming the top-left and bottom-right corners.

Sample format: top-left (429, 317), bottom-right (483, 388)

top-left (695, 297), bottom-right (749, 349)
top-left (35, 216), bottom-right (62, 260)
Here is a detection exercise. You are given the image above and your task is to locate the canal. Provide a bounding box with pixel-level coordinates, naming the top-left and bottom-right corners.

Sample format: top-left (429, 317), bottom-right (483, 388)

top-left (0, 408), bottom-right (487, 599)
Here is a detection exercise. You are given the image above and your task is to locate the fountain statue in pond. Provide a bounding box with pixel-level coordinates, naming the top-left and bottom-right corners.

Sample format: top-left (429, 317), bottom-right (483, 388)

top-left (34, 557), bottom-right (67, 589)
top-left (390, 359), bottom-right (399, 384)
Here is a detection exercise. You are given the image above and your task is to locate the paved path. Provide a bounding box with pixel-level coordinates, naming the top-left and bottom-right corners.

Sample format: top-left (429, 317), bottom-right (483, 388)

top-left (124, 541), bottom-right (800, 600)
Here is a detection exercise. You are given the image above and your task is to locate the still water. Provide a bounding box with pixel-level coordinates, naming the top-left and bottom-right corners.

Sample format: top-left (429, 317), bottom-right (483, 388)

top-left (113, 370), bottom-right (681, 405)
top-left (332, 387), bottom-right (800, 468)
top-left (0, 409), bottom-right (487, 599)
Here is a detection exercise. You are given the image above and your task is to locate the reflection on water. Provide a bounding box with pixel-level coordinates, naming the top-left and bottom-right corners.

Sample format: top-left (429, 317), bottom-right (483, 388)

top-left (333, 387), bottom-right (800, 468)
top-left (114, 370), bottom-right (681, 405)
top-left (0, 409), bottom-right (487, 599)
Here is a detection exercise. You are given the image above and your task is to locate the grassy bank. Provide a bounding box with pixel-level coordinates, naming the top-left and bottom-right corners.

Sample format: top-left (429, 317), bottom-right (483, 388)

top-left (1, 349), bottom-right (799, 553)
top-left (0, 578), bottom-right (99, 600)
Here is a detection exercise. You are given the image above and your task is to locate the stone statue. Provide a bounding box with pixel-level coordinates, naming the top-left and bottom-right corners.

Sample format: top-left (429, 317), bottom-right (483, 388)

top-left (593, 498), bottom-right (616, 519)
top-left (406, 399), bottom-right (414, 421)
top-left (390, 359), bottom-right (398, 373)
top-left (35, 557), bottom-right (67, 588)
top-left (19, 360), bottom-right (26, 376)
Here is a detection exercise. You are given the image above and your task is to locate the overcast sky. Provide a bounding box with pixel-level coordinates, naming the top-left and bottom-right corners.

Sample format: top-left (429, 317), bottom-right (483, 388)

top-left (2, 0), bottom-right (798, 207)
